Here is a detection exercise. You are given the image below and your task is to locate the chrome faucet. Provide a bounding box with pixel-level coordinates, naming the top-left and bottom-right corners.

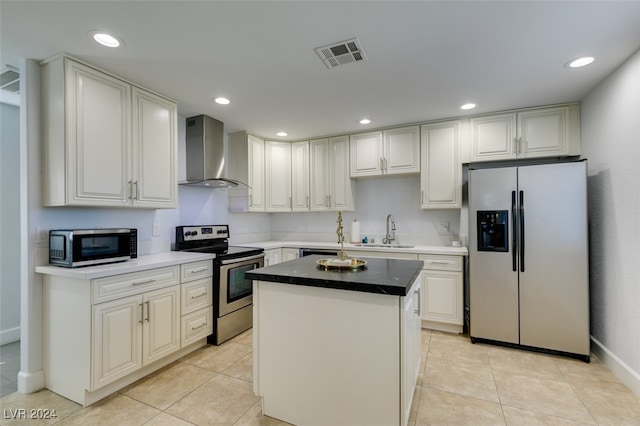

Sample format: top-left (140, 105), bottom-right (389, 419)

top-left (382, 214), bottom-right (396, 244)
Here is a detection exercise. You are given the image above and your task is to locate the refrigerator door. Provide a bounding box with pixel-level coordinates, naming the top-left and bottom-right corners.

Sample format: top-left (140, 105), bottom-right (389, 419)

top-left (517, 162), bottom-right (590, 355)
top-left (469, 167), bottom-right (519, 344)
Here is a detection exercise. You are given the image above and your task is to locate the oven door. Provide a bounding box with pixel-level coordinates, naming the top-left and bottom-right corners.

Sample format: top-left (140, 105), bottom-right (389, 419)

top-left (218, 254), bottom-right (264, 316)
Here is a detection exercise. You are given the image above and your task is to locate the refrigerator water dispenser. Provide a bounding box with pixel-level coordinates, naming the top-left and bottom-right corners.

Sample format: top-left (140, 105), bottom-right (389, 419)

top-left (477, 210), bottom-right (508, 252)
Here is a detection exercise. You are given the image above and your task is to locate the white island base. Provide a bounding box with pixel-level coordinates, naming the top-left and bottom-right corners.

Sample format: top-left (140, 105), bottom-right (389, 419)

top-left (253, 278), bottom-right (421, 426)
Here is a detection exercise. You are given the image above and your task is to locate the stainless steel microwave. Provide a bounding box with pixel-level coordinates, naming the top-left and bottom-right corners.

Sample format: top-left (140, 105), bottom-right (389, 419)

top-left (49, 228), bottom-right (137, 268)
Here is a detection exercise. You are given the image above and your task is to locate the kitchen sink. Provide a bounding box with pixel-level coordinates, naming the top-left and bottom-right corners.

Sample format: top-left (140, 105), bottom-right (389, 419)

top-left (354, 244), bottom-right (415, 249)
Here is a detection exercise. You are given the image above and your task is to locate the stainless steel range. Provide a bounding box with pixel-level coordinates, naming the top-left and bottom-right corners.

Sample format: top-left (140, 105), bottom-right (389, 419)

top-left (175, 225), bottom-right (264, 345)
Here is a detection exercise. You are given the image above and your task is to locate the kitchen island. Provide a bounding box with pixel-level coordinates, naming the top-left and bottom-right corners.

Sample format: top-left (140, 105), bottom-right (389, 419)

top-left (246, 255), bottom-right (423, 426)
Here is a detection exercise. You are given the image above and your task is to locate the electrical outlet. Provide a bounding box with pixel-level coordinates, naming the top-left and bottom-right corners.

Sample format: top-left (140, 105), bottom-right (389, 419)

top-left (152, 223), bottom-right (160, 237)
top-left (437, 222), bottom-right (450, 235)
top-left (36, 226), bottom-right (48, 243)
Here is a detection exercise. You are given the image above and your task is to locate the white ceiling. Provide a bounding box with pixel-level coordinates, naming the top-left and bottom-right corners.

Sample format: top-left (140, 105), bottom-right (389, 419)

top-left (2, 1), bottom-right (640, 139)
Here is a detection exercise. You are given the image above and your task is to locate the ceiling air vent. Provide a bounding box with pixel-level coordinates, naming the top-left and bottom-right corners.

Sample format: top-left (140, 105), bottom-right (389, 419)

top-left (315, 38), bottom-right (367, 69)
top-left (0, 65), bottom-right (20, 93)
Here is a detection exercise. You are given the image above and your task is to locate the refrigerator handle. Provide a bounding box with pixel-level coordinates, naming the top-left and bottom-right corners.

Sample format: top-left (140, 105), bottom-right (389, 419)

top-left (519, 190), bottom-right (525, 273)
top-left (511, 191), bottom-right (517, 272)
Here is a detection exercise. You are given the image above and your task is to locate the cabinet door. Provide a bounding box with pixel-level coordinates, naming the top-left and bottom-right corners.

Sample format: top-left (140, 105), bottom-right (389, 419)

top-left (329, 136), bottom-right (355, 211)
top-left (350, 131), bottom-right (383, 177)
top-left (131, 88), bottom-right (177, 208)
top-left (309, 138), bottom-right (330, 211)
top-left (469, 113), bottom-right (517, 162)
top-left (265, 141), bottom-right (292, 212)
top-left (181, 306), bottom-right (213, 347)
top-left (264, 248), bottom-right (282, 266)
top-left (66, 60), bottom-right (131, 206)
top-left (401, 278), bottom-right (421, 426)
top-left (291, 141), bottom-right (310, 212)
top-left (384, 126), bottom-right (420, 175)
top-left (517, 106), bottom-right (570, 158)
top-left (143, 286), bottom-right (180, 365)
top-left (248, 135), bottom-right (266, 212)
top-left (92, 295), bottom-right (142, 390)
top-left (282, 248), bottom-right (299, 262)
top-left (421, 270), bottom-right (463, 326)
top-left (421, 121), bottom-right (461, 209)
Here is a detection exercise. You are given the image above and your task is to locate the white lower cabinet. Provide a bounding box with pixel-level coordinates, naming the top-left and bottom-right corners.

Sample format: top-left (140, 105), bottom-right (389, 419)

top-left (282, 248), bottom-right (299, 262)
top-left (419, 254), bottom-right (464, 333)
top-left (179, 261), bottom-right (214, 347)
top-left (42, 259), bottom-right (212, 406)
top-left (92, 285), bottom-right (180, 389)
top-left (264, 248), bottom-right (282, 266)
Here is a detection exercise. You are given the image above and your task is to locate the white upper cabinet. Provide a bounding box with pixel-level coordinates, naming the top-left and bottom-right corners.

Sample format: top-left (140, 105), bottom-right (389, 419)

top-left (350, 131), bottom-right (383, 177)
top-left (420, 120), bottom-right (461, 209)
top-left (228, 132), bottom-right (265, 212)
top-left (131, 88), bottom-right (178, 208)
top-left (265, 141), bottom-right (292, 212)
top-left (469, 113), bottom-right (516, 162)
top-left (350, 126), bottom-right (420, 177)
top-left (469, 105), bottom-right (580, 162)
top-left (291, 141), bottom-right (310, 212)
top-left (383, 126), bottom-right (420, 175)
top-left (310, 136), bottom-right (355, 212)
top-left (41, 55), bottom-right (177, 208)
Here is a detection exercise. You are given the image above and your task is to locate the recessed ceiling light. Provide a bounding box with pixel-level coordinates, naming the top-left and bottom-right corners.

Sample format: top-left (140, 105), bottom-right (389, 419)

top-left (89, 31), bottom-right (123, 48)
top-left (359, 118), bottom-right (371, 124)
top-left (460, 103), bottom-right (476, 110)
top-left (214, 97), bottom-right (230, 105)
top-left (276, 131), bottom-right (288, 137)
top-left (566, 56), bottom-right (595, 68)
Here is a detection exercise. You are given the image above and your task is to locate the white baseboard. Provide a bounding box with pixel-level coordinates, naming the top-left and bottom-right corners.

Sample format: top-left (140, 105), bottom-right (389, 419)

top-left (0, 326), bottom-right (20, 345)
top-left (591, 336), bottom-right (640, 396)
top-left (17, 369), bottom-right (45, 394)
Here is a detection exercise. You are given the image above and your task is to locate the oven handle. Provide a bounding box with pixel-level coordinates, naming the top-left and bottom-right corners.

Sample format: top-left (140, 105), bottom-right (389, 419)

top-left (219, 253), bottom-right (265, 265)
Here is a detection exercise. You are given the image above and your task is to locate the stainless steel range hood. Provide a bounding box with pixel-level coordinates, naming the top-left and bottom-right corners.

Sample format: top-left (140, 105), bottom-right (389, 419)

top-left (180, 115), bottom-right (246, 188)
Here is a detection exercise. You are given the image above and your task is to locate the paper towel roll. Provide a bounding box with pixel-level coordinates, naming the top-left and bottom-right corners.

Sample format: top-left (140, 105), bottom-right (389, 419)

top-left (350, 219), bottom-right (361, 243)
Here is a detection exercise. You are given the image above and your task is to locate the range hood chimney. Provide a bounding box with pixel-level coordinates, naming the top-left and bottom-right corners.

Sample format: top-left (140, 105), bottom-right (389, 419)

top-left (181, 115), bottom-right (245, 188)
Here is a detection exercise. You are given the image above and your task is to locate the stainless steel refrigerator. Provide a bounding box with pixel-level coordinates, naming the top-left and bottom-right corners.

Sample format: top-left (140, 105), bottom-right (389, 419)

top-left (469, 160), bottom-right (590, 361)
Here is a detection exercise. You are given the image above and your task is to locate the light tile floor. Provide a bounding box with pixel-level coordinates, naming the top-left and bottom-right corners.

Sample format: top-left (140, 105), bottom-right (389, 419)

top-left (0, 341), bottom-right (20, 398)
top-left (1, 329), bottom-right (640, 425)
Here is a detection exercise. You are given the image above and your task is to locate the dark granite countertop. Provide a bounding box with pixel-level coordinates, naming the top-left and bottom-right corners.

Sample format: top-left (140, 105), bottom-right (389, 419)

top-left (246, 254), bottom-right (423, 296)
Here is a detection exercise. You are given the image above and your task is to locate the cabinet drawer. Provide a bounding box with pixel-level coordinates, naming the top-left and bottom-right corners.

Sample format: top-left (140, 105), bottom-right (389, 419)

top-left (92, 266), bottom-right (180, 304)
top-left (181, 306), bottom-right (213, 347)
top-left (181, 260), bottom-right (213, 282)
top-left (348, 250), bottom-right (418, 260)
top-left (419, 254), bottom-right (463, 271)
top-left (181, 278), bottom-right (213, 315)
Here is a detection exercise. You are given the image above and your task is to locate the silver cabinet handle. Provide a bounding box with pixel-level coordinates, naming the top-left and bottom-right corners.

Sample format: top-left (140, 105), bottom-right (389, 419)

top-left (133, 278), bottom-right (155, 285)
top-left (139, 303), bottom-right (143, 324)
top-left (144, 301), bottom-right (150, 322)
top-left (128, 181), bottom-right (133, 200)
top-left (191, 292), bottom-right (207, 300)
top-left (249, 194), bottom-right (253, 207)
top-left (188, 268), bottom-right (208, 274)
top-left (191, 322), bottom-right (207, 331)
top-left (306, 195), bottom-right (309, 208)
top-left (414, 288), bottom-right (421, 316)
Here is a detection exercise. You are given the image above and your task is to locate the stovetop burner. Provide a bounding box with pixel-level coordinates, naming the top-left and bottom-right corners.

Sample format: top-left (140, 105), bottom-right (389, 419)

top-left (175, 225), bottom-right (263, 260)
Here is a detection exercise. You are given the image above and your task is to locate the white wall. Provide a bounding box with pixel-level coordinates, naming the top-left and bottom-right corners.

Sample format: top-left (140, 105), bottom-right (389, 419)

top-left (581, 47), bottom-right (640, 394)
top-left (270, 175), bottom-right (460, 245)
top-left (1, 102), bottom-right (21, 345)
